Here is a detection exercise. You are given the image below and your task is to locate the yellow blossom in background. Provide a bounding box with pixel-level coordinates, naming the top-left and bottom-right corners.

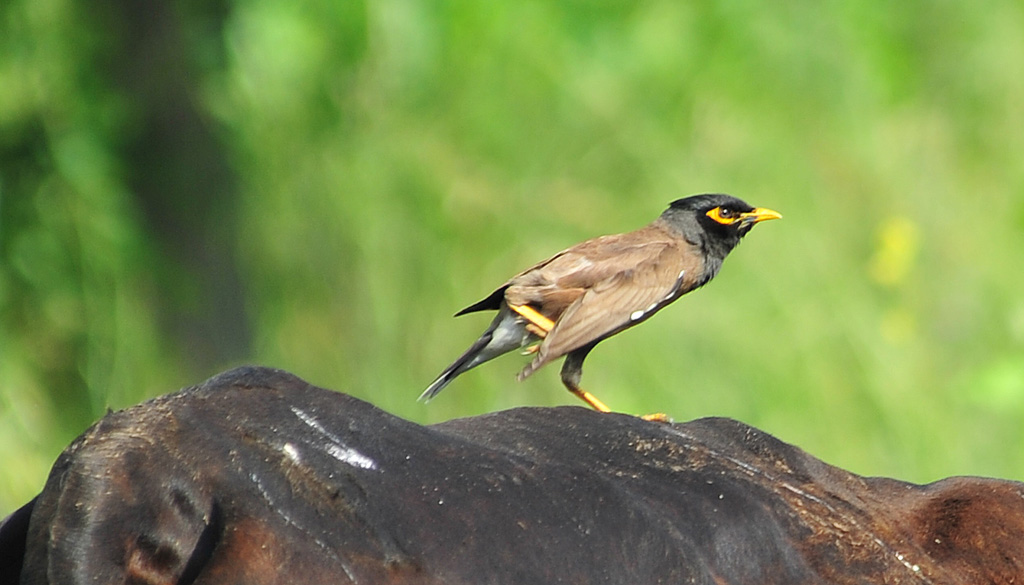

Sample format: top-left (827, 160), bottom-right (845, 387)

top-left (869, 217), bottom-right (920, 288)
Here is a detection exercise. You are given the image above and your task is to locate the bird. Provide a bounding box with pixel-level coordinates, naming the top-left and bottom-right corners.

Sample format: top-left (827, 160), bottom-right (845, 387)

top-left (420, 193), bottom-right (781, 414)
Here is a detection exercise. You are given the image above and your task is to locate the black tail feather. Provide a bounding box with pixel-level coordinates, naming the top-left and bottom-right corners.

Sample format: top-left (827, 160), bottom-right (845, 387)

top-left (454, 287), bottom-right (507, 317)
top-left (419, 331), bottom-right (493, 402)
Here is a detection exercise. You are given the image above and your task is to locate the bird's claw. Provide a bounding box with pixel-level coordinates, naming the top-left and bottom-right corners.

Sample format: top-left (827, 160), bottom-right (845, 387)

top-left (520, 343), bottom-right (541, 355)
top-left (640, 412), bottom-right (672, 423)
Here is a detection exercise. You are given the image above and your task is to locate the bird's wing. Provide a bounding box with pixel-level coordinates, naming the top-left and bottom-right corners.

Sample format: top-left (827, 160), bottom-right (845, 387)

top-left (455, 245), bottom-right (584, 316)
top-left (521, 241), bottom-right (700, 375)
top-left (503, 228), bottom-right (677, 306)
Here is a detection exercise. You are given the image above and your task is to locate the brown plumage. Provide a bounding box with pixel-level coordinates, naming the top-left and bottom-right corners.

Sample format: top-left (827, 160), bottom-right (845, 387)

top-left (421, 194), bottom-right (781, 412)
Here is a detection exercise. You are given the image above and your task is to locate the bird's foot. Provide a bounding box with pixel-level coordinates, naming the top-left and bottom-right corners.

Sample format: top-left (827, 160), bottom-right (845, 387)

top-left (520, 342), bottom-right (541, 355)
top-left (640, 412), bottom-right (672, 423)
top-left (566, 382), bottom-right (670, 422)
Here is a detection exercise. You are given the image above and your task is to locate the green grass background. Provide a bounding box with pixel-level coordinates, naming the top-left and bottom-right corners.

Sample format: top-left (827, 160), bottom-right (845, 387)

top-left (3, 0), bottom-right (1024, 514)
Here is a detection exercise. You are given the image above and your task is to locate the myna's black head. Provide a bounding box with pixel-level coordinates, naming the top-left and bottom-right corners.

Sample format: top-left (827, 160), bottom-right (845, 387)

top-left (659, 193), bottom-right (781, 262)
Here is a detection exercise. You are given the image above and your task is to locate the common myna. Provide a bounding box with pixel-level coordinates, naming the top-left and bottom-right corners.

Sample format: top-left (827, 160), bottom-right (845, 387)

top-left (421, 194), bottom-right (781, 414)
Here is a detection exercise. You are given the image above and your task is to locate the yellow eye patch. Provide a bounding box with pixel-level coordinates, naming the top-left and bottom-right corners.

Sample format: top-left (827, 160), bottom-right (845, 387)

top-left (706, 206), bottom-right (739, 225)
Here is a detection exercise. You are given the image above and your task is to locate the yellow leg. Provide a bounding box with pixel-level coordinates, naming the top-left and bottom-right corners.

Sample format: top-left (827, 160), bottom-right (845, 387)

top-left (512, 304), bottom-right (548, 354)
top-left (515, 304), bottom-right (670, 422)
top-left (509, 304), bottom-right (554, 333)
top-left (572, 388), bottom-right (670, 422)
top-left (525, 324), bottom-right (548, 338)
top-left (568, 386), bottom-right (612, 413)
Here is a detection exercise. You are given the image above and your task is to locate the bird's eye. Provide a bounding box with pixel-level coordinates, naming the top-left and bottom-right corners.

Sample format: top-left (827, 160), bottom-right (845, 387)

top-left (706, 206), bottom-right (738, 224)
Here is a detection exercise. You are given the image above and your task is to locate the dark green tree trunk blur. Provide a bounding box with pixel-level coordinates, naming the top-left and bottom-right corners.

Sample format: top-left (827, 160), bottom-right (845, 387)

top-left (100, 0), bottom-right (250, 371)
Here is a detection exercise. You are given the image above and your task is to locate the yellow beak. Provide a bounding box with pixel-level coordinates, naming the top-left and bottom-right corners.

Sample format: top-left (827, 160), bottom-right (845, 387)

top-left (739, 207), bottom-right (783, 224)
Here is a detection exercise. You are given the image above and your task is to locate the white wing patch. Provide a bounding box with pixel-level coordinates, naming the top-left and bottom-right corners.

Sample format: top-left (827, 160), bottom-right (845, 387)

top-left (630, 270), bottom-right (685, 321)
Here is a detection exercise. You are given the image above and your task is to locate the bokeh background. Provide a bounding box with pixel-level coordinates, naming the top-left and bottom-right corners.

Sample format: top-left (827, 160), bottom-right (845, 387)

top-left (3, 0), bottom-right (1024, 514)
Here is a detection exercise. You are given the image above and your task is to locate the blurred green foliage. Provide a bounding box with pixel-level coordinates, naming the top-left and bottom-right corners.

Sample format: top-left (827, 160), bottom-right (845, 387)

top-left (2, 0), bottom-right (1024, 514)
